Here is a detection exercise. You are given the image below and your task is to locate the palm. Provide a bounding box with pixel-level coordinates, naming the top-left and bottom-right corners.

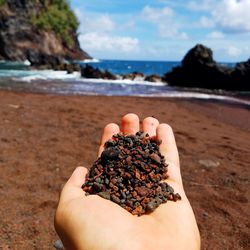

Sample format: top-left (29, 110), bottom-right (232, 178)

top-left (55, 114), bottom-right (200, 250)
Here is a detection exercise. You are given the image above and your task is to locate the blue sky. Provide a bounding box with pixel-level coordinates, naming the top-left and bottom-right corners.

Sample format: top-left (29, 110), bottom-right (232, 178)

top-left (70, 0), bottom-right (250, 62)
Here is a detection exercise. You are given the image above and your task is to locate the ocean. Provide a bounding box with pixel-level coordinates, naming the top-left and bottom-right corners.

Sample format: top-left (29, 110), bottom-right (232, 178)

top-left (0, 59), bottom-right (249, 106)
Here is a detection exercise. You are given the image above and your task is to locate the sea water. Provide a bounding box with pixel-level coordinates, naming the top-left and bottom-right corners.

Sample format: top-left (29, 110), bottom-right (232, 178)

top-left (0, 59), bottom-right (180, 79)
top-left (0, 59), bottom-right (249, 106)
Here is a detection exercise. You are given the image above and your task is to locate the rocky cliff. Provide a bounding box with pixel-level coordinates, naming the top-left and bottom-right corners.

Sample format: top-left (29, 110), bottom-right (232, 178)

top-left (0, 0), bottom-right (91, 66)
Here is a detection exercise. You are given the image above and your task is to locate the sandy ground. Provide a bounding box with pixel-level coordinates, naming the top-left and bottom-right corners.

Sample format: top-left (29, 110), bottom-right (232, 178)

top-left (0, 90), bottom-right (249, 249)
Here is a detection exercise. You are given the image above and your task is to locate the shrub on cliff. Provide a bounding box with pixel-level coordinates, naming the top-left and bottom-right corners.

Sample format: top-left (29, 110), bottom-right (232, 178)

top-left (0, 0), bottom-right (6, 6)
top-left (30, 0), bottom-right (79, 48)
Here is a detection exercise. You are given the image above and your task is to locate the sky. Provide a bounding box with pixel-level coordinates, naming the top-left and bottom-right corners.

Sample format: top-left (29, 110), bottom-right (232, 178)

top-left (70, 0), bottom-right (250, 62)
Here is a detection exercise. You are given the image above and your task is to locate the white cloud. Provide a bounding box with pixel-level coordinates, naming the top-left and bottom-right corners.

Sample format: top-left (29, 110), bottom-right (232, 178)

top-left (159, 25), bottom-right (189, 40)
top-left (89, 15), bottom-right (115, 33)
top-left (79, 32), bottom-right (139, 52)
top-left (207, 31), bottom-right (224, 39)
top-left (142, 5), bottom-right (173, 21)
top-left (74, 9), bottom-right (115, 34)
top-left (212, 0), bottom-right (250, 33)
top-left (189, 0), bottom-right (250, 33)
top-left (187, 0), bottom-right (216, 11)
top-left (141, 5), bottom-right (188, 40)
top-left (199, 16), bottom-right (214, 28)
top-left (123, 20), bottom-right (136, 30)
top-left (226, 46), bottom-right (242, 57)
top-left (74, 9), bottom-right (139, 58)
top-left (179, 32), bottom-right (189, 40)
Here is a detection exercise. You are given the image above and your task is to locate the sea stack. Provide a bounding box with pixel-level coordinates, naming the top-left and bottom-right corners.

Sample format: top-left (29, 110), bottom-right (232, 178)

top-left (164, 44), bottom-right (250, 91)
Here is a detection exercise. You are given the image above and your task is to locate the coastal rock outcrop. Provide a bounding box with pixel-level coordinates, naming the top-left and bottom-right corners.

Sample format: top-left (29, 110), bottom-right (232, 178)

top-left (145, 74), bottom-right (163, 82)
top-left (122, 72), bottom-right (144, 80)
top-left (80, 66), bottom-right (166, 83)
top-left (232, 59), bottom-right (250, 87)
top-left (164, 44), bottom-right (250, 91)
top-left (81, 64), bottom-right (117, 80)
top-left (0, 0), bottom-right (91, 66)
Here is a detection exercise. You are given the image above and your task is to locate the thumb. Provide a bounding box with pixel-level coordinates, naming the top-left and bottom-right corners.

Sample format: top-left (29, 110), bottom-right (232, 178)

top-left (59, 167), bottom-right (88, 204)
top-left (66, 166), bottom-right (88, 188)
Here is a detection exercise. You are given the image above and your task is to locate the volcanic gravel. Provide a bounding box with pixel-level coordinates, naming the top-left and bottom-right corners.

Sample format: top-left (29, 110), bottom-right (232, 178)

top-left (82, 132), bottom-right (181, 216)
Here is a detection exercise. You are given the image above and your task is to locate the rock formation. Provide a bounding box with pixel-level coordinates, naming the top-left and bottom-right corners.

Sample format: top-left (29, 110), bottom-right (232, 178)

top-left (0, 0), bottom-right (91, 66)
top-left (81, 64), bottom-right (117, 80)
top-left (164, 44), bottom-right (250, 91)
top-left (145, 74), bottom-right (163, 83)
top-left (122, 72), bottom-right (144, 80)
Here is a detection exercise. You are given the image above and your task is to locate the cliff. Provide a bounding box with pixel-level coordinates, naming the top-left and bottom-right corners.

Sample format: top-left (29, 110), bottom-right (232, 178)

top-left (0, 0), bottom-right (91, 66)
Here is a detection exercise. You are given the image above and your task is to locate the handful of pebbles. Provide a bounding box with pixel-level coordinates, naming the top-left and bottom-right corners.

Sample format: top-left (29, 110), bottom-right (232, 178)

top-left (82, 131), bottom-right (181, 216)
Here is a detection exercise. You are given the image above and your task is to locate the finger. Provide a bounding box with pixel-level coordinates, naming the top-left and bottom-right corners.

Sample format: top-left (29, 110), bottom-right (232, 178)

top-left (59, 167), bottom-right (88, 204)
top-left (121, 113), bottom-right (140, 135)
top-left (157, 123), bottom-right (179, 166)
top-left (66, 166), bottom-right (88, 188)
top-left (142, 117), bottom-right (159, 137)
top-left (156, 124), bottom-right (182, 186)
top-left (98, 123), bottom-right (120, 157)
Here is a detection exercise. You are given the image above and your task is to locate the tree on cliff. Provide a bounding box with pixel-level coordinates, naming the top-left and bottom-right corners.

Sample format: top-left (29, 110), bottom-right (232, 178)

top-left (0, 0), bottom-right (91, 65)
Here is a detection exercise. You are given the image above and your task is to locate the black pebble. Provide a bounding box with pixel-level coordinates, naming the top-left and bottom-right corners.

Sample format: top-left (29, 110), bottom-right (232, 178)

top-left (101, 147), bottom-right (120, 163)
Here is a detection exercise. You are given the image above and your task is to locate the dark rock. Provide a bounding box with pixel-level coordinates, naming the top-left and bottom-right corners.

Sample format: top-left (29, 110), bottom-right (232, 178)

top-left (49, 63), bottom-right (81, 73)
top-left (150, 153), bottom-right (161, 164)
top-left (27, 49), bottom-right (63, 67)
top-left (103, 70), bottom-right (117, 80)
top-left (81, 64), bottom-right (103, 79)
top-left (101, 147), bottom-right (120, 163)
top-left (182, 44), bottom-right (215, 68)
top-left (232, 59), bottom-right (250, 87)
top-left (122, 71), bottom-right (144, 80)
top-left (66, 63), bottom-right (81, 74)
top-left (164, 44), bottom-right (250, 91)
top-left (97, 191), bottom-right (111, 200)
top-left (145, 74), bottom-right (163, 82)
top-left (81, 64), bottom-right (117, 80)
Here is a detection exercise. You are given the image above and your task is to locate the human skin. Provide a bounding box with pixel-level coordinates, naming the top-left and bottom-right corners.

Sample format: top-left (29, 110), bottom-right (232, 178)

top-left (54, 113), bottom-right (201, 250)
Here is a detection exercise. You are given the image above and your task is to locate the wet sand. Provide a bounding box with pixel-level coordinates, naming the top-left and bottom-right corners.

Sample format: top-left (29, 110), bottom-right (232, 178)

top-left (0, 90), bottom-right (249, 249)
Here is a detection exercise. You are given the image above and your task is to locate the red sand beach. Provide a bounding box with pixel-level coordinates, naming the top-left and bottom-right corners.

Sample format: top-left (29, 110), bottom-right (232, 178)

top-left (0, 90), bottom-right (249, 249)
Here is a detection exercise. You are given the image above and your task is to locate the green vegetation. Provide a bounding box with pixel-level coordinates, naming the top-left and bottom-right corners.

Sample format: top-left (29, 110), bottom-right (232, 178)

top-left (30, 0), bottom-right (79, 48)
top-left (0, 0), bottom-right (6, 6)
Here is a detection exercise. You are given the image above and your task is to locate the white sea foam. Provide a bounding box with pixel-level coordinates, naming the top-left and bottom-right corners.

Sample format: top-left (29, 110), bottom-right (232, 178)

top-left (0, 60), bottom-right (30, 67)
top-left (12, 70), bottom-right (81, 82)
top-left (81, 58), bottom-right (100, 63)
top-left (76, 77), bottom-right (166, 86)
top-left (23, 60), bottom-right (31, 66)
top-left (8, 69), bottom-right (164, 86)
top-left (137, 92), bottom-right (250, 106)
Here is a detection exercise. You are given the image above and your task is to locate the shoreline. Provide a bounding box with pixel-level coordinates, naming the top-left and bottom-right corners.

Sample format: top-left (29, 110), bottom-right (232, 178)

top-left (0, 80), bottom-right (250, 108)
top-left (0, 89), bottom-right (249, 131)
top-left (0, 90), bottom-right (249, 249)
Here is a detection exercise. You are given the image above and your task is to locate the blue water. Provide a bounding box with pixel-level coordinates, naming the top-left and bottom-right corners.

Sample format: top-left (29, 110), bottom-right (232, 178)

top-left (0, 59), bottom-right (249, 106)
top-left (79, 59), bottom-right (236, 76)
top-left (79, 60), bottom-right (181, 76)
top-left (0, 59), bottom-right (236, 78)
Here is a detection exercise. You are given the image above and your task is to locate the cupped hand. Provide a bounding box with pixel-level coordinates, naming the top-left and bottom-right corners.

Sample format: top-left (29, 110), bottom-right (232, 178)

top-left (54, 114), bottom-right (200, 250)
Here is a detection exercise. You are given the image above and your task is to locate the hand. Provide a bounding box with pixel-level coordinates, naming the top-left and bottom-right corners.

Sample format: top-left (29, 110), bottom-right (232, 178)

top-left (54, 114), bottom-right (200, 250)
